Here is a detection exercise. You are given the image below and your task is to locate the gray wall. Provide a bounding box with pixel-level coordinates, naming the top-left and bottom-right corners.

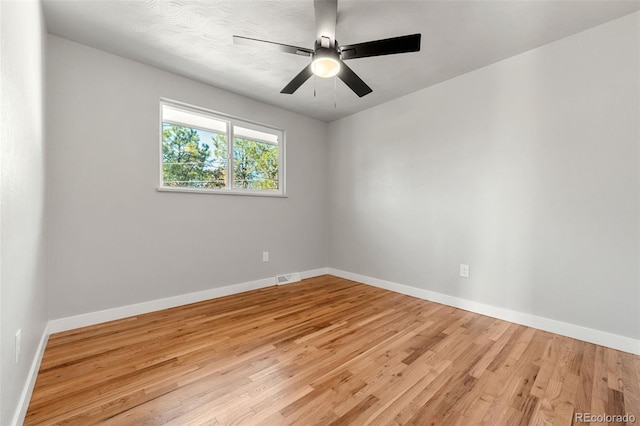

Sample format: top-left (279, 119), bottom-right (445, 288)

top-left (46, 36), bottom-right (328, 320)
top-left (0, 1), bottom-right (48, 424)
top-left (328, 13), bottom-right (640, 340)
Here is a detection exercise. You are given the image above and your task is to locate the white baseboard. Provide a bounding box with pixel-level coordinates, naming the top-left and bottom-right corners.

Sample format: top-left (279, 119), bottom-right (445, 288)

top-left (301, 267), bottom-right (329, 280)
top-left (48, 268), bottom-right (328, 334)
top-left (12, 323), bottom-right (49, 426)
top-left (328, 268), bottom-right (640, 355)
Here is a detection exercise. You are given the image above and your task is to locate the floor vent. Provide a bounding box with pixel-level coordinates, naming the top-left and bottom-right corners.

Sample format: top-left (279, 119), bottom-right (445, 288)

top-left (276, 272), bottom-right (301, 285)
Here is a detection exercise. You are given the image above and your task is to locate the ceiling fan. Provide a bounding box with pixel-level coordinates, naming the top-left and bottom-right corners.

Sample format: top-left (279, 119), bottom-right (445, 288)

top-left (233, 0), bottom-right (421, 98)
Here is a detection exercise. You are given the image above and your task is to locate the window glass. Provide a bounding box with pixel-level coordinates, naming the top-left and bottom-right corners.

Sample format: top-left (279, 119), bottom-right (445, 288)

top-left (160, 102), bottom-right (284, 196)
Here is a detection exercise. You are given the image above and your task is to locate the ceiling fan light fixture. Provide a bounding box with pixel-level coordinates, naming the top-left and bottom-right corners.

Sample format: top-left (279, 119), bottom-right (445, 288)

top-left (311, 47), bottom-right (341, 78)
top-left (311, 57), bottom-right (341, 78)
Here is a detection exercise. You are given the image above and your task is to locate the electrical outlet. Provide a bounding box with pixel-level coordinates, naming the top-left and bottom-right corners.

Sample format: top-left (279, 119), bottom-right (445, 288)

top-left (460, 264), bottom-right (470, 278)
top-left (262, 251), bottom-right (269, 262)
top-left (15, 329), bottom-right (21, 363)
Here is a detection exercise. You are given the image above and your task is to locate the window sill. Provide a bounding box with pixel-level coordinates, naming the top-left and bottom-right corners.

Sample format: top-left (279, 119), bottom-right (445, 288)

top-left (156, 186), bottom-right (287, 198)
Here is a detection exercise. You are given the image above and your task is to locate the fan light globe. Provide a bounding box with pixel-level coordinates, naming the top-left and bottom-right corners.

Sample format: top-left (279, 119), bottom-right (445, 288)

top-left (311, 57), bottom-right (340, 78)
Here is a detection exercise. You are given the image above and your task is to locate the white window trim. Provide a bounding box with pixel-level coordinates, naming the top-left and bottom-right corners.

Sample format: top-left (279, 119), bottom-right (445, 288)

top-left (158, 99), bottom-right (287, 197)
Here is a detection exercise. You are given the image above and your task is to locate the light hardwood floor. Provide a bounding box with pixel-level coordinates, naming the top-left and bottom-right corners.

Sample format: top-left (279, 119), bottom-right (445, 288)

top-left (26, 275), bottom-right (639, 425)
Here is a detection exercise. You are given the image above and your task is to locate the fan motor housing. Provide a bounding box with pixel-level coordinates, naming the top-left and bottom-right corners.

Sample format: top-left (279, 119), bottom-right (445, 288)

top-left (313, 46), bottom-right (340, 62)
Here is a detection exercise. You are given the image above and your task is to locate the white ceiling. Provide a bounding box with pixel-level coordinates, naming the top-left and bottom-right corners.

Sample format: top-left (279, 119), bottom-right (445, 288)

top-left (42, 0), bottom-right (640, 122)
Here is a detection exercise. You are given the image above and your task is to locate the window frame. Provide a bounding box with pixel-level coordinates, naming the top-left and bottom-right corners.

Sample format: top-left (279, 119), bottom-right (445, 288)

top-left (157, 99), bottom-right (286, 197)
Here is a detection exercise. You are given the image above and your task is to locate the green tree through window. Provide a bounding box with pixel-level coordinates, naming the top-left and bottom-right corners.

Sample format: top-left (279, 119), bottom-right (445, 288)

top-left (162, 124), bottom-right (226, 188)
top-left (210, 137), bottom-right (278, 190)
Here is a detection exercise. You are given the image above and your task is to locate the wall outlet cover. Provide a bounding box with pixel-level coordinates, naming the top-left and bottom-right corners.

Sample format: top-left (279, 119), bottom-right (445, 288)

top-left (15, 329), bottom-right (22, 363)
top-left (460, 264), bottom-right (470, 278)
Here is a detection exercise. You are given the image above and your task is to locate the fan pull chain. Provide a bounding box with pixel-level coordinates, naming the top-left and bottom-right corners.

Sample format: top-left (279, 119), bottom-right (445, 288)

top-left (313, 76), bottom-right (316, 98)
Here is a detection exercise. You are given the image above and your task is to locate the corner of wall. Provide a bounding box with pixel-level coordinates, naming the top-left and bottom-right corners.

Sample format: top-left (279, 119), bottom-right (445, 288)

top-left (0, 0), bottom-right (50, 424)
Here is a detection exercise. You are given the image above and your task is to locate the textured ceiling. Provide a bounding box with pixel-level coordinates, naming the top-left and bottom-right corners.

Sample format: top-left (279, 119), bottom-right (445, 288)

top-left (42, 0), bottom-right (640, 122)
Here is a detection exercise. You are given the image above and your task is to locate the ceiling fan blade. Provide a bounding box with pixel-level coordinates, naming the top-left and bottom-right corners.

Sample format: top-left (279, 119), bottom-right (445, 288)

top-left (281, 64), bottom-right (314, 94)
top-left (233, 35), bottom-right (313, 56)
top-left (314, 0), bottom-right (338, 45)
top-left (338, 61), bottom-right (372, 97)
top-left (340, 33), bottom-right (421, 60)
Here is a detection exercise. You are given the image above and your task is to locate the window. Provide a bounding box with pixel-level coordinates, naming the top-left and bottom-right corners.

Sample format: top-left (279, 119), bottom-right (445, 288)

top-left (159, 101), bottom-right (285, 196)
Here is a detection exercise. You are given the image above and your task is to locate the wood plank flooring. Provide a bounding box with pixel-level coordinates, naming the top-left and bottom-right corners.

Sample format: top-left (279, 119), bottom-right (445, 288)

top-left (26, 275), bottom-right (640, 425)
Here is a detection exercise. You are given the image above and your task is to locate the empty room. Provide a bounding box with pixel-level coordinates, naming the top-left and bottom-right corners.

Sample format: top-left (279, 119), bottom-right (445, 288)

top-left (1, 0), bottom-right (639, 424)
